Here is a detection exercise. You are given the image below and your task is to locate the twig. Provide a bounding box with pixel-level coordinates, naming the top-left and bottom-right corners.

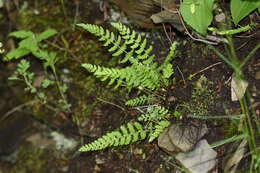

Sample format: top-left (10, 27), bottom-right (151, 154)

top-left (44, 40), bottom-right (82, 63)
top-left (176, 10), bottom-right (219, 45)
top-left (176, 65), bottom-right (186, 86)
top-left (0, 100), bottom-right (38, 122)
top-left (96, 97), bottom-right (125, 111)
top-left (189, 62), bottom-right (222, 79)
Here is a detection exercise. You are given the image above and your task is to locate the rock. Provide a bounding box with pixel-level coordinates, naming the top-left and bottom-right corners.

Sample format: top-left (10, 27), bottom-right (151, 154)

top-left (215, 13), bottom-right (225, 23)
top-left (150, 10), bottom-right (184, 32)
top-left (158, 124), bottom-right (208, 153)
top-left (176, 140), bottom-right (217, 173)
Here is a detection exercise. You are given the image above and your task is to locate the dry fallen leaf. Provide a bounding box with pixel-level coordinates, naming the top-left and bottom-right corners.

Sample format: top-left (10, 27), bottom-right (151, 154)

top-left (231, 73), bottom-right (248, 101)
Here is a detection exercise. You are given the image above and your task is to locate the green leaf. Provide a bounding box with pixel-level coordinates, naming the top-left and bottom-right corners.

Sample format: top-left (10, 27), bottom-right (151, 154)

top-left (42, 79), bottom-right (54, 88)
top-left (37, 29), bottom-right (57, 42)
top-left (180, 0), bottom-right (214, 35)
top-left (17, 59), bottom-right (30, 74)
top-left (231, 0), bottom-right (260, 25)
top-left (162, 64), bottom-right (173, 79)
top-left (9, 30), bottom-right (34, 38)
top-left (8, 76), bottom-right (20, 81)
top-left (19, 37), bottom-right (38, 52)
top-left (4, 48), bottom-right (30, 61)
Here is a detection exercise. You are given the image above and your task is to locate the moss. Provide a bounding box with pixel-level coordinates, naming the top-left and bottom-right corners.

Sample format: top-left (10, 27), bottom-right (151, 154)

top-left (177, 76), bottom-right (216, 118)
top-left (8, 147), bottom-right (47, 173)
top-left (6, 144), bottom-right (67, 173)
top-left (18, 2), bottom-right (68, 31)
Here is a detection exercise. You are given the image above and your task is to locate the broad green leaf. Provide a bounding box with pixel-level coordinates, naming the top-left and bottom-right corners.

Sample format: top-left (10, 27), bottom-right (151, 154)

top-left (19, 37), bottom-right (38, 52)
top-left (180, 0), bottom-right (214, 35)
top-left (37, 29), bottom-right (57, 42)
top-left (9, 30), bottom-right (34, 38)
top-left (0, 0), bottom-right (4, 8)
top-left (231, 0), bottom-right (260, 25)
top-left (4, 48), bottom-right (30, 61)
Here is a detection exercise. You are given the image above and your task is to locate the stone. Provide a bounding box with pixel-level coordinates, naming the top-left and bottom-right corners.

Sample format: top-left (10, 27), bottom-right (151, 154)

top-left (176, 140), bottom-right (217, 173)
top-left (158, 124), bottom-right (208, 153)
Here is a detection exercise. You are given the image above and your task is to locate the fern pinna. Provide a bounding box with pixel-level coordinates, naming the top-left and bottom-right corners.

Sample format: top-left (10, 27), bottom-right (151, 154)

top-left (77, 23), bottom-right (177, 91)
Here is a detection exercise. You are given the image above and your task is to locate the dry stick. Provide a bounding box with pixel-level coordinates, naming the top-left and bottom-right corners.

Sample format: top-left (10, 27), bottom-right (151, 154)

top-left (235, 32), bottom-right (258, 38)
top-left (73, 1), bottom-right (80, 30)
top-left (96, 97), bottom-right (125, 111)
top-left (236, 41), bottom-right (248, 51)
top-left (0, 100), bottom-right (38, 122)
top-left (190, 62), bottom-right (222, 78)
top-left (160, 0), bottom-right (173, 44)
top-left (176, 65), bottom-right (186, 86)
top-left (45, 40), bottom-right (82, 63)
top-left (163, 23), bottom-right (173, 44)
top-left (176, 10), bottom-right (218, 45)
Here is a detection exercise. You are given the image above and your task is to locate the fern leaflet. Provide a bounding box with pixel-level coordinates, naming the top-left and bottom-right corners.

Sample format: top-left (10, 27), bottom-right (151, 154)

top-left (138, 106), bottom-right (169, 122)
top-left (148, 120), bottom-right (170, 142)
top-left (125, 95), bottom-right (153, 106)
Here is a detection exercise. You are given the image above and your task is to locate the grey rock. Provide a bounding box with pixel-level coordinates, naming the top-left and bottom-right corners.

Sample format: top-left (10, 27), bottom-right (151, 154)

top-left (158, 124), bottom-right (208, 153)
top-left (176, 140), bottom-right (217, 173)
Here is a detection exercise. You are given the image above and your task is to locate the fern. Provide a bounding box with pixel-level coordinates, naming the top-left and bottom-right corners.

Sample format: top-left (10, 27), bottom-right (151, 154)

top-left (125, 95), bottom-right (153, 106)
top-left (148, 120), bottom-right (170, 142)
top-left (77, 23), bottom-right (177, 152)
top-left (78, 23), bottom-right (177, 91)
top-left (79, 122), bottom-right (146, 152)
top-left (138, 106), bottom-right (169, 122)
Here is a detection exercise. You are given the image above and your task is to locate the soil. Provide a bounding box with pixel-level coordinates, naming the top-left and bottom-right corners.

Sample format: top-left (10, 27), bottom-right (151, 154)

top-left (0, 0), bottom-right (259, 173)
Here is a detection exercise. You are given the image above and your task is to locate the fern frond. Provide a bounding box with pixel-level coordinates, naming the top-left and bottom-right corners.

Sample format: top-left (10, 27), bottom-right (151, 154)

top-left (82, 63), bottom-right (160, 90)
top-left (135, 38), bottom-right (147, 55)
top-left (82, 63), bottom-right (121, 86)
top-left (148, 120), bottom-right (170, 142)
top-left (79, 122), bottom-right (146, 152)
top-left (138, 106), bottom-right (169, 122)
top-left (159, 42), bottom-right (177, 70)
top-left (125, 95), bottom-right (153, 107)
top-left (77, 24), bottom-right (124, 57)
top-left (111, 23), bottom-right (154, 62)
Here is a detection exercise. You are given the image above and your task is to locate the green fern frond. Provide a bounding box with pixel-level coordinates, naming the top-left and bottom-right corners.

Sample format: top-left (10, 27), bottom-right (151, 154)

top-left (159, 42), bottom-right (177, 70)
top-left (111, 23), bottom-right (154, 62)
top-left (77, 24), bottom-right (124, 57)
top-left (138, 106), bottom-right (169, 122)
top-left (148, 120), bottom-right (170, 142)
top-left (82, 63), bottom-right (160, 90)
top-left (78, 23), bottom-right (175, 90)
top-left (82, 63), bottom-right (123, 87)
top-left (125, 95), bottom-right (153, 106)
top-left (79, 122), bottom-right (146, 152)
